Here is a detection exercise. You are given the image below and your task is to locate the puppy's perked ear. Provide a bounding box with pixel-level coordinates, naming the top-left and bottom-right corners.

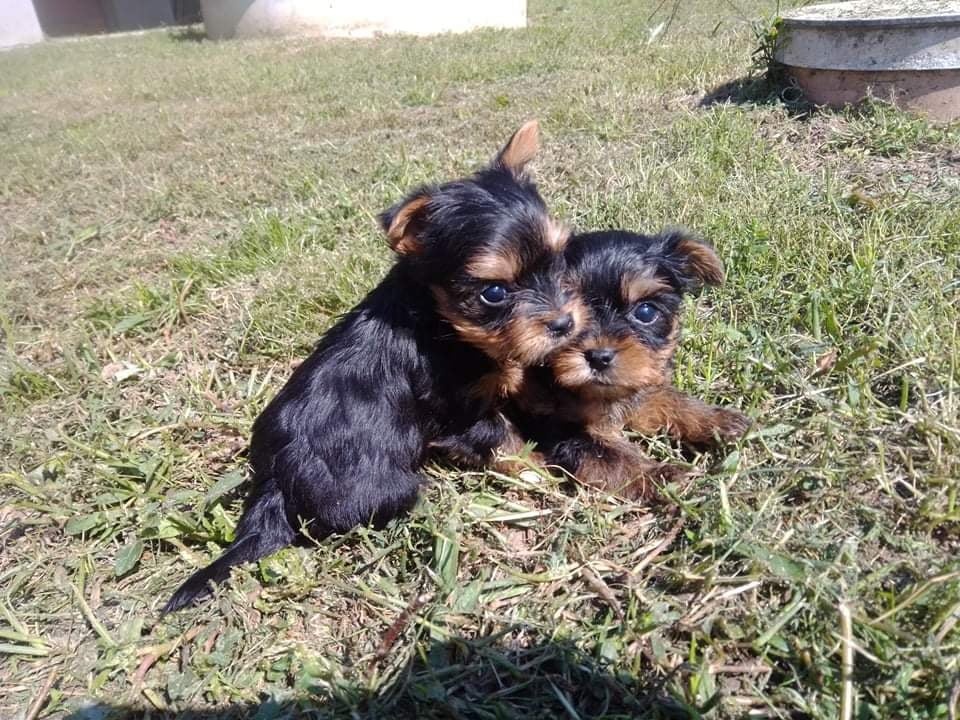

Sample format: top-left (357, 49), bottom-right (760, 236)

top-left (494, 119), bottom-right (540, 177)
top-left (380, 191), bottom-right (432, 256)
top-left (660, 230), bottom-right (725, 290)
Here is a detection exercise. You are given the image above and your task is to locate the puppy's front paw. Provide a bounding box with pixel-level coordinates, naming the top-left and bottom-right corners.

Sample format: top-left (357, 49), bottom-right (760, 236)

top-left (709, 407), bottom-right (751, 443)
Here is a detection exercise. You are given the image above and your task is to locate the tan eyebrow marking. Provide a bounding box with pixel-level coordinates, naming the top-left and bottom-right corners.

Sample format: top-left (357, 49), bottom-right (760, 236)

top-left (466, 248), bottom-right (522, 282)
top-left (543, 219), bottom-right (570, 252)
top-left (621, 275), bottom-right (670, 305)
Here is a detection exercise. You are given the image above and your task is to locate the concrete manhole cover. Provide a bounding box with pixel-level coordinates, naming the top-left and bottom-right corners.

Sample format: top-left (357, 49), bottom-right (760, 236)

top-left (775, 0), bottom-right (960, 119)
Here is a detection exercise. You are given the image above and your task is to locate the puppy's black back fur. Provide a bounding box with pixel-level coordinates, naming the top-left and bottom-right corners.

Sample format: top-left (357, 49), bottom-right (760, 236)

top-left (164, 270), bottom-right (500, 612)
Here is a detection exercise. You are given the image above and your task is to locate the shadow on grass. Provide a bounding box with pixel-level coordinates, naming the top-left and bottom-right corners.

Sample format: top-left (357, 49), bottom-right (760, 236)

top-left (699, 72), bottom-right (812, 118)
top-left (64, 636), bottom-right (700, 719)
top-left (167, 25), bottom-right (208, 43)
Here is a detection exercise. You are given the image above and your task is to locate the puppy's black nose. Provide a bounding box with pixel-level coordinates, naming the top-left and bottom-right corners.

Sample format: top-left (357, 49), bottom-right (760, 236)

top-left (585, 348), bottom-right (615, 370)
top-left (547, 313), bottom-right (575, 337)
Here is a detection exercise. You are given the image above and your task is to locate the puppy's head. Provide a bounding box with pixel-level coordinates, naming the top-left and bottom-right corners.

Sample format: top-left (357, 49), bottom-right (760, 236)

top-left (379, 121), bottom-right (583, 366)
top-left (550, 229), bottom-right (724, 398)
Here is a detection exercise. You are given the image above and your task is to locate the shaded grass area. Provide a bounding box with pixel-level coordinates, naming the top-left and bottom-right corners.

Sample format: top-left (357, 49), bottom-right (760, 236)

top-left (2, 1), bottom-right (959, 718)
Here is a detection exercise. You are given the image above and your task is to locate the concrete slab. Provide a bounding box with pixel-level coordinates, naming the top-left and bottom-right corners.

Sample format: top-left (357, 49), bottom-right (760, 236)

top-left (200, 0), bottom-right (527, 40)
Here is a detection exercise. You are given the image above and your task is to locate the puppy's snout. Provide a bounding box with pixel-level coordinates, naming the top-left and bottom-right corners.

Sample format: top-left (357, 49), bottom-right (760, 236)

top-left (547, 313), bottom-right (575, 337)
top-left (585, 348), bottom-right (615, 371)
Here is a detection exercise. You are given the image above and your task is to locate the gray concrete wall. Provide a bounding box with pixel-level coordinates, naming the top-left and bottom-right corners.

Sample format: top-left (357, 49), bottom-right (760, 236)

top-left (103, 0), bottom-right (175, 32)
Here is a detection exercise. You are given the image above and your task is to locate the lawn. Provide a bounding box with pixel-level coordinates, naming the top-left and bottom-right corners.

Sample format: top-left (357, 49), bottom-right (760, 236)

top-left (1, 1), bottom-right (959, 717)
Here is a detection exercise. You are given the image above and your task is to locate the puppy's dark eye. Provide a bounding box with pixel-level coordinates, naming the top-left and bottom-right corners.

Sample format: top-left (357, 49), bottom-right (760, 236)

top-left (480, 284), bottom-right (508, 306)
top-left (632, 302), bottom-right (659, 324)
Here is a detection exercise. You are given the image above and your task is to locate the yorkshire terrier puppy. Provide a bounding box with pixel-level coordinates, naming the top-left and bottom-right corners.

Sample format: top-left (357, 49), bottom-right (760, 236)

top-left (163, 121), bottom-right (583, 612)
top-left (506, 229), bottom-right (750, 500)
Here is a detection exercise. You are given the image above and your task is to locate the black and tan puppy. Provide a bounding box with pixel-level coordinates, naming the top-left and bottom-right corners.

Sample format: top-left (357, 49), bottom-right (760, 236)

top-left (507, 229), bottom-right (750, 500)
top-left (164, 121), bottom-right (583, 612)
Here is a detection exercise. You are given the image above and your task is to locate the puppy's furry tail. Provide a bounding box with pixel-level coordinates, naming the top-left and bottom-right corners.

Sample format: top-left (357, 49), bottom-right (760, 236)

top-left (162, 480), bottom-right (295, 614)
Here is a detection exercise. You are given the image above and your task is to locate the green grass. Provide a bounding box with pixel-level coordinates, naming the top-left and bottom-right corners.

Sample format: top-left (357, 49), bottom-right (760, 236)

top-left (2, 1), bottom-right (959, 718)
